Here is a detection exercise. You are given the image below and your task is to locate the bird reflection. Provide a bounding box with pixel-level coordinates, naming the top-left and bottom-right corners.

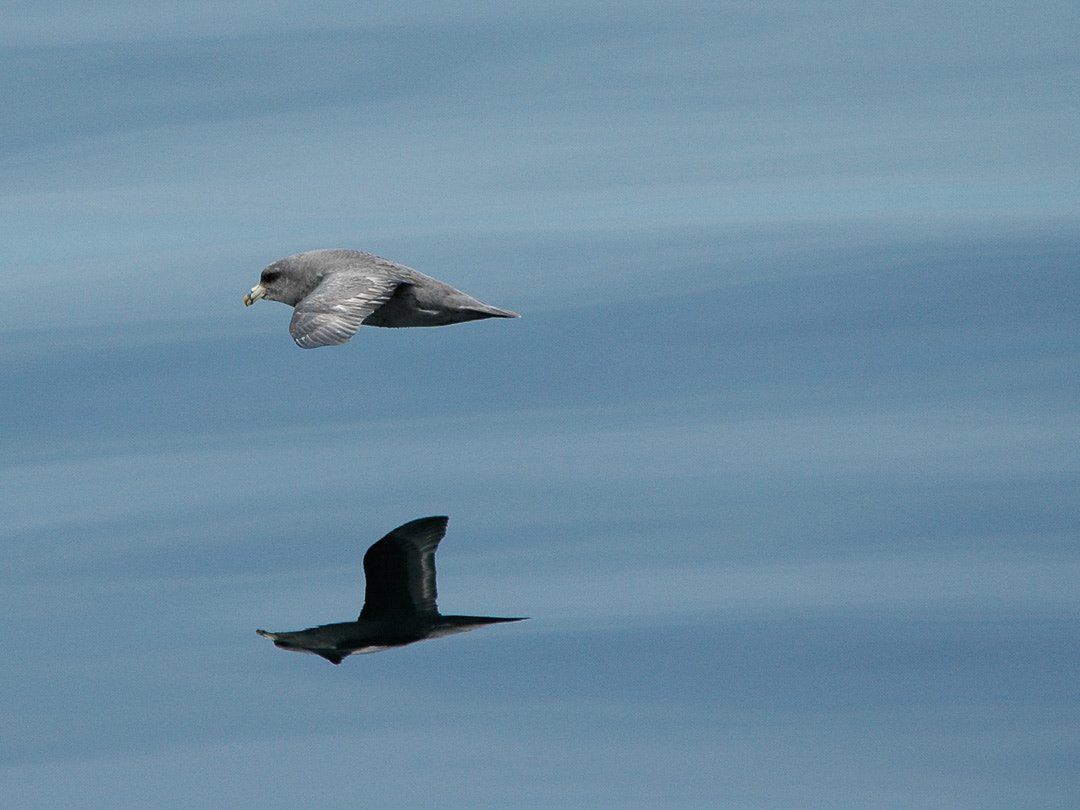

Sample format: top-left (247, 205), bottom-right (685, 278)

top-left (257, 516), bottom-right (525, 664)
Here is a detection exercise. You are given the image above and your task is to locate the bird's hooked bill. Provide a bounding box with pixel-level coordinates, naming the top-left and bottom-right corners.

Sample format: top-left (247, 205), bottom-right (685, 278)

top-left (244, 283), bottom-right (266, 306)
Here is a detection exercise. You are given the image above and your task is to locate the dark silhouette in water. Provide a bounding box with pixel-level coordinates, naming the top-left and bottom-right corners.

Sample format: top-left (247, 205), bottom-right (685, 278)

top-left (256, 516), bottom-right (525, 664)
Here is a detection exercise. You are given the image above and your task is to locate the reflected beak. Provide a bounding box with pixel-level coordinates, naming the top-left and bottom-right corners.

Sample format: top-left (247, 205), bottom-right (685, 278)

top-left (244, 283), bottom-right (267, 306)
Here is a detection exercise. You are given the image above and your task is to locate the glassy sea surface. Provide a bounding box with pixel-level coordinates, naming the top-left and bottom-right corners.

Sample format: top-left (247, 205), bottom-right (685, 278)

top-left (2, 2), bottom-right (1078, 807)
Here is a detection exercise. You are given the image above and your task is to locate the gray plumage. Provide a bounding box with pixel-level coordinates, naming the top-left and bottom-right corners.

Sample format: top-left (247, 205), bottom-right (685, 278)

top-left (256, 517), bottom-right (526, 665)
top-left (244, 249), bottom-right (520, 348)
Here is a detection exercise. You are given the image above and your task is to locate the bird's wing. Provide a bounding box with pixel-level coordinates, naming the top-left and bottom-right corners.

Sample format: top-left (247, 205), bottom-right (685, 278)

top-left (288, 271), bottom-right (402, 348)
top-left (360, 517), bottom-right (448, 619)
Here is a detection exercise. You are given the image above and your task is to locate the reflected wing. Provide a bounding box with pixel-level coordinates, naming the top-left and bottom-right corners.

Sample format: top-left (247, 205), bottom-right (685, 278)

top-left (360, 517), bottom-right (448, 619)
top-left (289, 272), bottom-right (402, 348)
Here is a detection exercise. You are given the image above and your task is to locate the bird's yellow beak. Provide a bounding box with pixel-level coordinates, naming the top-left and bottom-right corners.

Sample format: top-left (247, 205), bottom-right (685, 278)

top-left (244, 283), bottom-right (267, 306)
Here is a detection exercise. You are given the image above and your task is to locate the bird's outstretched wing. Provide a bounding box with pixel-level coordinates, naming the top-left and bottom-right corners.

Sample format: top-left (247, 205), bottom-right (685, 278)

top-left (289, 271), bottom-right (402, 348)
top-left (360, 516), bottom-right (448, 619)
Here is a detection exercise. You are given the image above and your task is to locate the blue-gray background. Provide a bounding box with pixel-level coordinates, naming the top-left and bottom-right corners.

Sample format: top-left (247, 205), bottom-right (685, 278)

top-left (2, 2), bottom-right (1078, 807)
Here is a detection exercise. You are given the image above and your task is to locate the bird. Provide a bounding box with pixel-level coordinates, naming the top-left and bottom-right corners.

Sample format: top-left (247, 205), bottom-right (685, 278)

top-left (244, 249), bottom-right (520, 348)
top-left (256, 516), bottom-right (525, 664)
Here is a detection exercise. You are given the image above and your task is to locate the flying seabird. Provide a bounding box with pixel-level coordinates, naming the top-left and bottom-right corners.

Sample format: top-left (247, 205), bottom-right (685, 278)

top-left (256, 516), bottom-right (525, 664)
top-left (244, 249), bottom-right (520, 348)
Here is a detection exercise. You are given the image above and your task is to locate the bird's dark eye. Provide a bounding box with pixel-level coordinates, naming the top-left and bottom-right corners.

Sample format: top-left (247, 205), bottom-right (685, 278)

top-left (261, 270), bottom-right (281, 284)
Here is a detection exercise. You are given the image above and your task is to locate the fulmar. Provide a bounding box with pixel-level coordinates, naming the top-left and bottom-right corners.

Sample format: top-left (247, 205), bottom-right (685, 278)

top-left (256, 516), bottom-right (525, 664)
top-left (244, 249), bottom-right (520, 348)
